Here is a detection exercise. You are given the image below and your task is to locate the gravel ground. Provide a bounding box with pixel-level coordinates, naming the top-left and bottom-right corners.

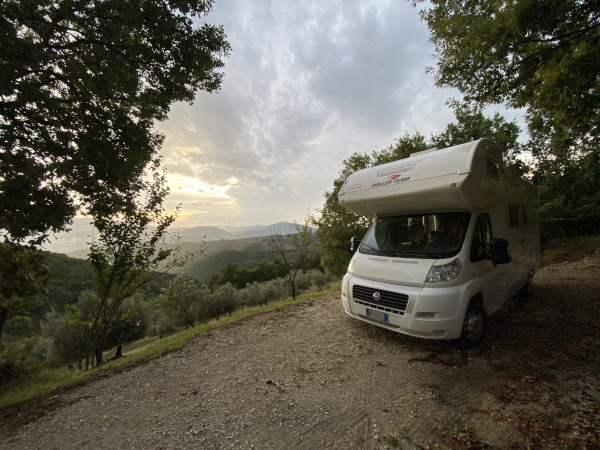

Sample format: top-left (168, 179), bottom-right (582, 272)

top-left (2, 250), bottom-right (599, 449)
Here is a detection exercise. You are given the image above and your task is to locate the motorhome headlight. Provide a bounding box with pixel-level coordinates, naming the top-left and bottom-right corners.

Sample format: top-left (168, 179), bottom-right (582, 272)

top-left (348, 256), bottom-right (357, 274)
top-left (425, 258), bottom-right (462, 283)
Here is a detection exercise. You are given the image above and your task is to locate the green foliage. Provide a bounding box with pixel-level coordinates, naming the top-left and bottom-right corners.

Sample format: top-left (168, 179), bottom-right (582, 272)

top-left (0, 0), bottom-right (231, 245)
top-left (0, 334), bottom-right (42, 386)
top-left (417, 0), bottom-right (600, 145)
top-left (0, 243), bottom-right (49, 346)
top-left (239, 280), bottom-right (282, 308)
top-left (433, 102), bottom-right (526, 174)
top-left (208, 259), bottom-right (290, 289)
top-left (387, 436), bottom-right (400, 448)
top-left (269, 219), bottom-right (318, 300)
top-left (42, 254), bottom-right (95, 307)
top-left (38, 305), bottom-right (88, 369)
top-left (307, 269), bottom-right (332, 291)
top-left (209, 283), bottom-right (239, 320)
top-left (83, 165), bottom-right (202, 368)
top-left (152, 276), bottom-right (242, 331)
top-left (156, 275), bottom-right (208, 329)
top-left (182, 249), bottom-right (282, 283)
top-left (529, 114), bottom-right (600, 232)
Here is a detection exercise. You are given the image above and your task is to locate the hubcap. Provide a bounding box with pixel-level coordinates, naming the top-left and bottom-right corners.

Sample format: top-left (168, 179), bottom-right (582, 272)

top-left (464, 310), bottom-right (484, 340)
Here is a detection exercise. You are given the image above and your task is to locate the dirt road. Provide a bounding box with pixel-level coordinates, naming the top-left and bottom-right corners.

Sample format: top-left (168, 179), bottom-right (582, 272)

top-left (2, 250), bottom-right (599, 449)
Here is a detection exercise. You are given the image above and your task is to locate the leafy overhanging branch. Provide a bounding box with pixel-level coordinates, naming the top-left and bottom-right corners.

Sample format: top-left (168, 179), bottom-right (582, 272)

top-left (83, 162), bottom-right (204, 369)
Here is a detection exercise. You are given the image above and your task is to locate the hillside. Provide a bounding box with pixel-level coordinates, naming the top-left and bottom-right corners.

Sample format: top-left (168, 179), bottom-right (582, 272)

top-left (46, 235), bottom-right (293, 296)
top-left (175, 236), bottom-right (300, 282)
top-left (179, 250), bottom-right (279, 282)
top-left (51, 221), bottom-right (301, 255)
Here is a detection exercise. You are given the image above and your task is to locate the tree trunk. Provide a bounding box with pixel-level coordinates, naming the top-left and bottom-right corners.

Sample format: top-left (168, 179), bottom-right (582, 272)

top-left (95, 347), bottom-right (103, 367)
top-left (288, 272), bottom-right (297, 300)
top-left (0, 306), bottom-right (8, 348)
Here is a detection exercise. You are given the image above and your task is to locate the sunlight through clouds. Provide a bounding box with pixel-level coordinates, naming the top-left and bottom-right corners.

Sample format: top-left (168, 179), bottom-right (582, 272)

top-left (153, 0), bottom-right (472, 227)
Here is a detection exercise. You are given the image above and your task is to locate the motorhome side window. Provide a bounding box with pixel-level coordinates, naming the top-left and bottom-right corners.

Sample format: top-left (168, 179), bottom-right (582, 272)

top-left (359, 212), bottom-right (470, 259)
top-left (471, 213), bottom-right (493, 261)
top-left (486, 157), bottom-right (499, 178)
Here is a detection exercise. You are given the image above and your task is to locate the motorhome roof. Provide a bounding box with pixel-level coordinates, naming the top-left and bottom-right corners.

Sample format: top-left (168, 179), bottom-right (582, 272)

top-left (338, 139), bottom-right (521, 217)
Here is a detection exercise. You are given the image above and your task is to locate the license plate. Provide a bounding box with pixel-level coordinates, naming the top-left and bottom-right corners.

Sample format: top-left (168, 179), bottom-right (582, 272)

top-left (366, 308), bottom-right (388, 322)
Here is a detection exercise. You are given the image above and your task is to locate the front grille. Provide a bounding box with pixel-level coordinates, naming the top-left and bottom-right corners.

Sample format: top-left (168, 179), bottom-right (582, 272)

top-left (352, 285), bottom-right (409, 315)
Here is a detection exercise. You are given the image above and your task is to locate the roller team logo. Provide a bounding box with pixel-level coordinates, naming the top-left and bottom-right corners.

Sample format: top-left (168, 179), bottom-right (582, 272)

top-left (371, 173), bottom-right (410, 188)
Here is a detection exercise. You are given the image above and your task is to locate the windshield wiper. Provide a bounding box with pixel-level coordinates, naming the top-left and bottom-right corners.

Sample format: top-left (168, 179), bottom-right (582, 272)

top-left (392, 252), bottom-right (434, 258)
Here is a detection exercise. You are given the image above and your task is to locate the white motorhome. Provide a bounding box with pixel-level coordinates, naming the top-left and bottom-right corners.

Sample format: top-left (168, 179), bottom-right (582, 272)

top-left (338, 139), bottom-right (539, 345)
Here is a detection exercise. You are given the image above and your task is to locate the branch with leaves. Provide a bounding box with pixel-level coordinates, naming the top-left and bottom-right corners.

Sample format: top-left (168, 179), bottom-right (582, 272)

top-left (83, 163), bottom-right (204, 369)
top-left (269, 219), bottom-right (317, 300)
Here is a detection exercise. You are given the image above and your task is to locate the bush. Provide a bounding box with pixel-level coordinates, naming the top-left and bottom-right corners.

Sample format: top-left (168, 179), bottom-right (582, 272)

top-left (294, 271), bottom-right (312, 293)
top-left (39, 308), bottom-right (87, 369)
top-left (240, 281), bottom-right (263, 308)
top-left (0, 336), bottom-right (41, 386)
top-left (308, 269), bottom-right (332, 291)
top-left (209, 283), bottom-right (238, 321)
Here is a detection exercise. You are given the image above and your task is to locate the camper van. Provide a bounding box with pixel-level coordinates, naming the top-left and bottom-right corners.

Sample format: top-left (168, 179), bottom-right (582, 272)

top-left (338, 139), bottom-right (539, 345)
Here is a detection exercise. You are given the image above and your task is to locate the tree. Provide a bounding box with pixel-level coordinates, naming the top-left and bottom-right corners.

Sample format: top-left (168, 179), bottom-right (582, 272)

top-left (83, 164), bottom-right (203, 369)
top-left (40, 303), bottom-right (89, 370)
top-left (416, 0), bottom-right (600, 146)
top-left (0, 0), bottom-right (231, 245)
top-left (529, 115), bottom-right (600, 236)
top-left (159, 275), bottom-right (200, 329)
top-left (269, 219), bottom-right (317, 300)
top-left (208, 282), bottom-right (238, 321)
top-left (0, 243), bottom-right (49, 347)
top-left (433, 102), bottom-right (527, 175)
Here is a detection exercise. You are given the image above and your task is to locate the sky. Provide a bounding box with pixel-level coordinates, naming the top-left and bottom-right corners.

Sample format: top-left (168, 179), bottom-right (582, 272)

top-left (153, 0), bottom-right (515, 228)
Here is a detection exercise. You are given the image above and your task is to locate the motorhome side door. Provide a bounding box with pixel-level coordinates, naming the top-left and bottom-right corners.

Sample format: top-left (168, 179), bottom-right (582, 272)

top-left (471, 213), bottom-right (508, 314)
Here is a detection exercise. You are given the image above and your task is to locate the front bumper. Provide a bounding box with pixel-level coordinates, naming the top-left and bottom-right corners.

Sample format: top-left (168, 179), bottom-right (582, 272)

top-left (341, 273), bottom-right (465, 339)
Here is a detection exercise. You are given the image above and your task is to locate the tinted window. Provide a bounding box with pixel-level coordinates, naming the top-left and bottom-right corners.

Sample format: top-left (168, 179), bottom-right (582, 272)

top-left (486, 157), bottom-right (499, 178)
top-left (471, 213), bottom-right (493, 261)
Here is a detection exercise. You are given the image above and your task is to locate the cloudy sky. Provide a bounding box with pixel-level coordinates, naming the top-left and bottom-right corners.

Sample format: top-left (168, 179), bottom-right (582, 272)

top-left (153, 0), bottom-right (486, 228)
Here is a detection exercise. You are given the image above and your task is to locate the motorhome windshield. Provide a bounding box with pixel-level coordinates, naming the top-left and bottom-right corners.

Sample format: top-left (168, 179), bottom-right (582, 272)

top-left (359, 212), bottom-right (471, 259)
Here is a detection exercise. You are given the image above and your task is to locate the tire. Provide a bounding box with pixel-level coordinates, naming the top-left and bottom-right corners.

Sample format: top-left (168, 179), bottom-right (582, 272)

top-left (520, 270), bottom-right (534, 298)
top-left (459, 303), bottom-right (487, 347)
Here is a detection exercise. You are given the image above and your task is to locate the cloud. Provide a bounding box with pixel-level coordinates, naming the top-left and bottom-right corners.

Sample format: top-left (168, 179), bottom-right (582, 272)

top-left (155, 0), bottom-right (461, 227)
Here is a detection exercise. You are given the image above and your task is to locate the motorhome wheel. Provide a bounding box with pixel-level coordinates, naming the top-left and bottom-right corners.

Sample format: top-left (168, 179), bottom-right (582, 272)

top-left (459, 303), bottom-right (487, 346)
top-left (521, 271), bottom-right (534, 297)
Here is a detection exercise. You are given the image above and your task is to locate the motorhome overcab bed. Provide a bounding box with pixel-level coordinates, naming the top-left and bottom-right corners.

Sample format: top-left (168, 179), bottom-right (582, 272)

top-left (338, 139), bottom-right (540, 345)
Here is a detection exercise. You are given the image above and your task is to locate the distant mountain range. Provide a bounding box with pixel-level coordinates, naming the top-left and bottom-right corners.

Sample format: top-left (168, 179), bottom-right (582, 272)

top-left (44, 219), bottom-right (303, 255)
top-left (172, 222), bottom-right (301, 242)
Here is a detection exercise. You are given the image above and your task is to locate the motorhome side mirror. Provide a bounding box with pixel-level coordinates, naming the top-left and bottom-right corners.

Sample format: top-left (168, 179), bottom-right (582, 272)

top-left (350, 236), bottom-right (362, 252)
top-left (491, 238), bottom-right (512, 266)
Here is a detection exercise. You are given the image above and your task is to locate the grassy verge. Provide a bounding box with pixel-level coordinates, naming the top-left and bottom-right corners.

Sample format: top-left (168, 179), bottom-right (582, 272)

top-left (0, 283), bottom-right (340, 410)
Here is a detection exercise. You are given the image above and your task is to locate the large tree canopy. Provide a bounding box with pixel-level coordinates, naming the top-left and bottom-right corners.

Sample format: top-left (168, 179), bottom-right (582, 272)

top-left (417, 0), bottom-right (600, 145)
top-left (0, 0), bottom-right (230, 245)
